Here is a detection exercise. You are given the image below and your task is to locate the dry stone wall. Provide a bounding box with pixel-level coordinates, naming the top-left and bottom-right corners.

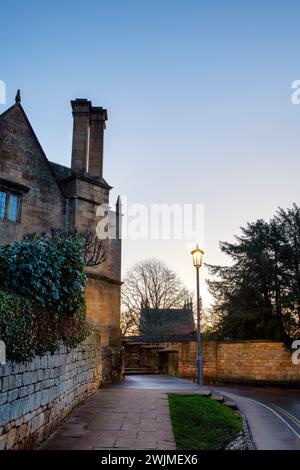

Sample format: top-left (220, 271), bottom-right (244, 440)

top-left (0, 331), bottom-right (102, 450)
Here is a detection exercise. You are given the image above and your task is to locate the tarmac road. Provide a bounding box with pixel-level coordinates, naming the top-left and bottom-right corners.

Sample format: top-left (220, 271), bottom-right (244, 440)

top-left (212, 384), bottom-right (300, 449)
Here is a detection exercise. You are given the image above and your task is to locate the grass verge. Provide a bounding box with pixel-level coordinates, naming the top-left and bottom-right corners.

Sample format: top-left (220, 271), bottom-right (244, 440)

top-left (168, 393), bottom-right (242, 450)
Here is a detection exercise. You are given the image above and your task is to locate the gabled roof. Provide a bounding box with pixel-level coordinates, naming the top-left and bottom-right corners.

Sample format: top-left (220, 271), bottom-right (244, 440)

top-left (0, 94), bottom-right (113, 194)
top-left (0, 100), bottom-right (66, 197)
top-left (140, 307), bottom-right (195, 336)
top-left (50, 162), bottom-right (112, 191)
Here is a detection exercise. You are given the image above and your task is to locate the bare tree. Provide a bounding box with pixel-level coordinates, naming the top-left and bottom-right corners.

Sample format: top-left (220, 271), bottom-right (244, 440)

top-left (50, 229), bottom-right (106, 267)
top-left (121, 258), bottom-right (191, 335)
top-left (23, 229), bottom-right (106, 267)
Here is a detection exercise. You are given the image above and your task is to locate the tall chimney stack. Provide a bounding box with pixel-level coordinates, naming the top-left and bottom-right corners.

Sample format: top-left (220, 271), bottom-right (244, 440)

top-left (71, 99), bottom-right (91, 172)
top-left (88, 106), bottom-right (107, 177)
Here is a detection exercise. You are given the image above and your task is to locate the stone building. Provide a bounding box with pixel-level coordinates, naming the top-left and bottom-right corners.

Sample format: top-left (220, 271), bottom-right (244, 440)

top-left (140, 302), bottom-right (195, 336)
top-left (0, 92), bottom-right (122, 381)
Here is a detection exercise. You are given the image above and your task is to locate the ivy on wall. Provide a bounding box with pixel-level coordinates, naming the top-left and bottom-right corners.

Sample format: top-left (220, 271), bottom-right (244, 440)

top-left (0, 236), bottom-right (90, 362)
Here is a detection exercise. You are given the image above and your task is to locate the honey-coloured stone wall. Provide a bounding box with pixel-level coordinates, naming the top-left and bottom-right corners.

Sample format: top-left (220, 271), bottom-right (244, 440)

top-left (0, 331), bottom-right (102, 450)
top-left (124, 337), bottom-right (300, 385)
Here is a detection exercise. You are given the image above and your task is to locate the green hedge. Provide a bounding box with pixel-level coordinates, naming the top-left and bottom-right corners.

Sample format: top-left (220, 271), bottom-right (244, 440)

top-left (0, 236), bottom-right (89, 362)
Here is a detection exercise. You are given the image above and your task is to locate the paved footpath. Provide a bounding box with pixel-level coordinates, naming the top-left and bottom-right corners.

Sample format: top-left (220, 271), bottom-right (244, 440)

top-left (41, 376), bottom-right (201, 450)
top-left (41, 375), bottom-right (300, 450)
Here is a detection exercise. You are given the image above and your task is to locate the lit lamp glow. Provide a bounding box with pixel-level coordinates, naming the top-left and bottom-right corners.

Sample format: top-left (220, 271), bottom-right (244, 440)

top-left (191, 245), bottom-right (204, 268)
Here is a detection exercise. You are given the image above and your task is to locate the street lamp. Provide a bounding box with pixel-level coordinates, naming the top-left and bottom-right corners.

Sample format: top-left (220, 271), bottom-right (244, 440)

top-left (191, 245), bottom-right (204, 386)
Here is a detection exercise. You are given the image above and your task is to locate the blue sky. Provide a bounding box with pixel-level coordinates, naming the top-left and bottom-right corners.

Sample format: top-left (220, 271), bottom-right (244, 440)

top-left (1, 0), bottom-right (300, 304)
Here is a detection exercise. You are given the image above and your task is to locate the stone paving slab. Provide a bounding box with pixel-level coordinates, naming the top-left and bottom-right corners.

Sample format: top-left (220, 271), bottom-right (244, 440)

top-left (40, 375), bottom-right (210, 451)
top-left (41, 375), bottom-right (300, 451)
top-left (41, 389), bottom-right (176, 450)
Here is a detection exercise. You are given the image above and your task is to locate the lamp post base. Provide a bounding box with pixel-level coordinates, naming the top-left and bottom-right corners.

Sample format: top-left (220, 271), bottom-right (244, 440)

top-left (197, 357), bottom-right (203, 387)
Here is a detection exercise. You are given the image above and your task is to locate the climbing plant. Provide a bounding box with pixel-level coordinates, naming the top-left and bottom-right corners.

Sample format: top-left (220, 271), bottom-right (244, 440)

top-left (0, 236), bottom-right (90, 362)
top-left (0, 236), bottom-right (87, 315)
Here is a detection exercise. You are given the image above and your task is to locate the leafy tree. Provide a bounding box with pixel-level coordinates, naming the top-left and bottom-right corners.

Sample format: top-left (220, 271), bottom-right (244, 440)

top-left (207, 204), bottom-right (300, 343)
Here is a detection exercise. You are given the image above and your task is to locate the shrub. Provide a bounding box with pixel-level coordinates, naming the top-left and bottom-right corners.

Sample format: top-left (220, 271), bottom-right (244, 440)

top-left (0, 236), bottom-right (90, 362)
top-left (0, 236), bottom-right (87, 315)
top-left (0, 291), bottom-right (35, 362)
top-left (0, 290), bottom-right (90, 362)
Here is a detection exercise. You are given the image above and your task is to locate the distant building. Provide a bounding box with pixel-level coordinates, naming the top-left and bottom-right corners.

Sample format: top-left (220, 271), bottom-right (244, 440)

top-left (139, 302), bottom-right (195, 336)
top-left (0, 92), bottom-right (122, 381)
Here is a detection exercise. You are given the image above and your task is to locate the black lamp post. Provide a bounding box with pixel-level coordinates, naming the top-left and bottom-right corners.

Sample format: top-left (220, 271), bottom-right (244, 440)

top-left (191, 245), bottom-right (204, 386)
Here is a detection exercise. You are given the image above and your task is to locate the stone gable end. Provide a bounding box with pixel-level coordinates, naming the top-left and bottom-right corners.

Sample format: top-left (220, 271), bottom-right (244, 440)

top-left (0, 104), bottom-right (66, 242)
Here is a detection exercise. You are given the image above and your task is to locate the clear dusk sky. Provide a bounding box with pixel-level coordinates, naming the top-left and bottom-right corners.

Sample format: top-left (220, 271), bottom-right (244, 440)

top-left (1, 0), bottom-right (300, 306)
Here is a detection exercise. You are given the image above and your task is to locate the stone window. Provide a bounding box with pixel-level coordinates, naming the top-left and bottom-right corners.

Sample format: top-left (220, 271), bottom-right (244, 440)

top-left (0, 190), bottom-right (20, 222)
top-left (0, 191), bottom-right (6, 218)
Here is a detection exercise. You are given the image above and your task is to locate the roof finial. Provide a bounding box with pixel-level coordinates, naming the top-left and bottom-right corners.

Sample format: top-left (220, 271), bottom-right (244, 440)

top-left (116, 195), bottom-right (122, 214)
top-left (15, 89), bottom-right (21, 104)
